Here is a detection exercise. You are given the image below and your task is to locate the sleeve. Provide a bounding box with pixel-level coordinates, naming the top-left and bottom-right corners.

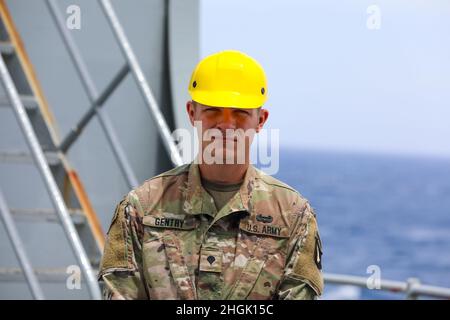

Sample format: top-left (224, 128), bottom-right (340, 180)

top-left (277, 202), bottom-right (324, 300)
top-left (98, 193), bottom-right (149, 300)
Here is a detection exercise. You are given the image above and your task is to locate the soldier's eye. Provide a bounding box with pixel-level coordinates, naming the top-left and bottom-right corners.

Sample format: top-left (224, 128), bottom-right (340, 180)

top-left (235, 110), bottom-right (249, 115)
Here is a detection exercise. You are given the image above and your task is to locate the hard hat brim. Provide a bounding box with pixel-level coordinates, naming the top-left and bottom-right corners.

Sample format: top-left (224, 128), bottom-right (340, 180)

top-left (189, 89), bottom-right (266, 109)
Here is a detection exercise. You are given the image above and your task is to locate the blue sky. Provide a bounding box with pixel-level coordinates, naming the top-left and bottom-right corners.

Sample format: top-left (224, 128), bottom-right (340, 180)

top-left (200, 0), bottom-right (450, 158)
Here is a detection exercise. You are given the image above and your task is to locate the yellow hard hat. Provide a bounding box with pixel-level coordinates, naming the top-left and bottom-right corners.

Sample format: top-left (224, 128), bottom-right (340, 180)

top-left (188, 50), bottom-right (267, 109)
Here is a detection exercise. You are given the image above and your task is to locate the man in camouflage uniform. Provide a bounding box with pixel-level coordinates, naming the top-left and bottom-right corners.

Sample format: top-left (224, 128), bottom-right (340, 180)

top-left (98, 50), bottom-right (323, 300)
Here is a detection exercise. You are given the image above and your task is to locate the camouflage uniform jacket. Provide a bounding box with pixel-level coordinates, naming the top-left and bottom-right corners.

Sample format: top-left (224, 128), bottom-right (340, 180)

top-left (98, 163), bottom-right (324, 300)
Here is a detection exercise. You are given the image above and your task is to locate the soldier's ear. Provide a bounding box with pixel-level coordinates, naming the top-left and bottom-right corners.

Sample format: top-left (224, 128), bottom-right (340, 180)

top-left (256, 108), bottom-right (269, 133)
top-left (186, 100), bottom-right (196, 126)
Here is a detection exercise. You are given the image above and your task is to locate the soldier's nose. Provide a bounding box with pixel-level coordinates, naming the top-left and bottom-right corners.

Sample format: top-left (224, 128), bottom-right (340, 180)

top-left (216, 109), bottom-right (236, 131)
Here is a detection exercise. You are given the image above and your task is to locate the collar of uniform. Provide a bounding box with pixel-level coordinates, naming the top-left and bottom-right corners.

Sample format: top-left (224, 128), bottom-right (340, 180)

top-left (184, 162), bottom-right (216, 216)
top-left (184, 162), bottom-right (258, 218)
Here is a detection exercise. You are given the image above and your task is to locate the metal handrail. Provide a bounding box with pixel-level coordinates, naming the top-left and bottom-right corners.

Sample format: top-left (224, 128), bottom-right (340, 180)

top-left (0, 54), bottom-right (102, 300)
top-left (100, 0), bottom-right (183, 167)
top-left (324, 272), bottom-right (450, 299)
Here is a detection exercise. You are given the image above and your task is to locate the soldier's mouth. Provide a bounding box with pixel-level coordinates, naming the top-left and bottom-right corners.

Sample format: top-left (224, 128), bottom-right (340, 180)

top-left (210, 136), bottom-right (238, 142)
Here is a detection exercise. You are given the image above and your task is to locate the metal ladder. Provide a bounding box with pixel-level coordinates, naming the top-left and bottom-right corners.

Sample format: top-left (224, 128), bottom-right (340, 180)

top-left (0, 0), bottom-right (102, 299)
top-left (0, 0), bottom-right (182, 299)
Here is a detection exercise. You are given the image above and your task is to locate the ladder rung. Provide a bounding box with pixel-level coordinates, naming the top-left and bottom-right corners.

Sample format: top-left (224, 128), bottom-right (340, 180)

top-left (0, 150), bottom-right (60, 165)
top-left (10, 207), bottom-right (86, 226)
top-left (0, 41), bottom-right (14, 55)
top-left (0, 94), bottom-right (38, 110)
top-left (0, 267), bottom-right (97, 282)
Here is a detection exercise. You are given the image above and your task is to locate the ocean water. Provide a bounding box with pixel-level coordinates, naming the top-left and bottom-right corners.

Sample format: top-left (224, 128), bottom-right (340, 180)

top-left (271, 148), bottom-right (450, 299)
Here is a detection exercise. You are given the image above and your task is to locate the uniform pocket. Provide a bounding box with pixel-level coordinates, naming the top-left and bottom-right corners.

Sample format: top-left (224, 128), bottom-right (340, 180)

top-left (162, 233), bottom-right (197, 299)
top-left (225, 225), bottom-right (289, 300)
top-left (226, 256), bottom-right (267, 300)
top-left (141, 214), bottom-right (198, 299)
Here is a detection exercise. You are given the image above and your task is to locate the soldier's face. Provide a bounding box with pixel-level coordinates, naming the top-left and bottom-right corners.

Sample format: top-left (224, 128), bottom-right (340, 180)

top-left (186, 101), bottom-right (269, 164)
